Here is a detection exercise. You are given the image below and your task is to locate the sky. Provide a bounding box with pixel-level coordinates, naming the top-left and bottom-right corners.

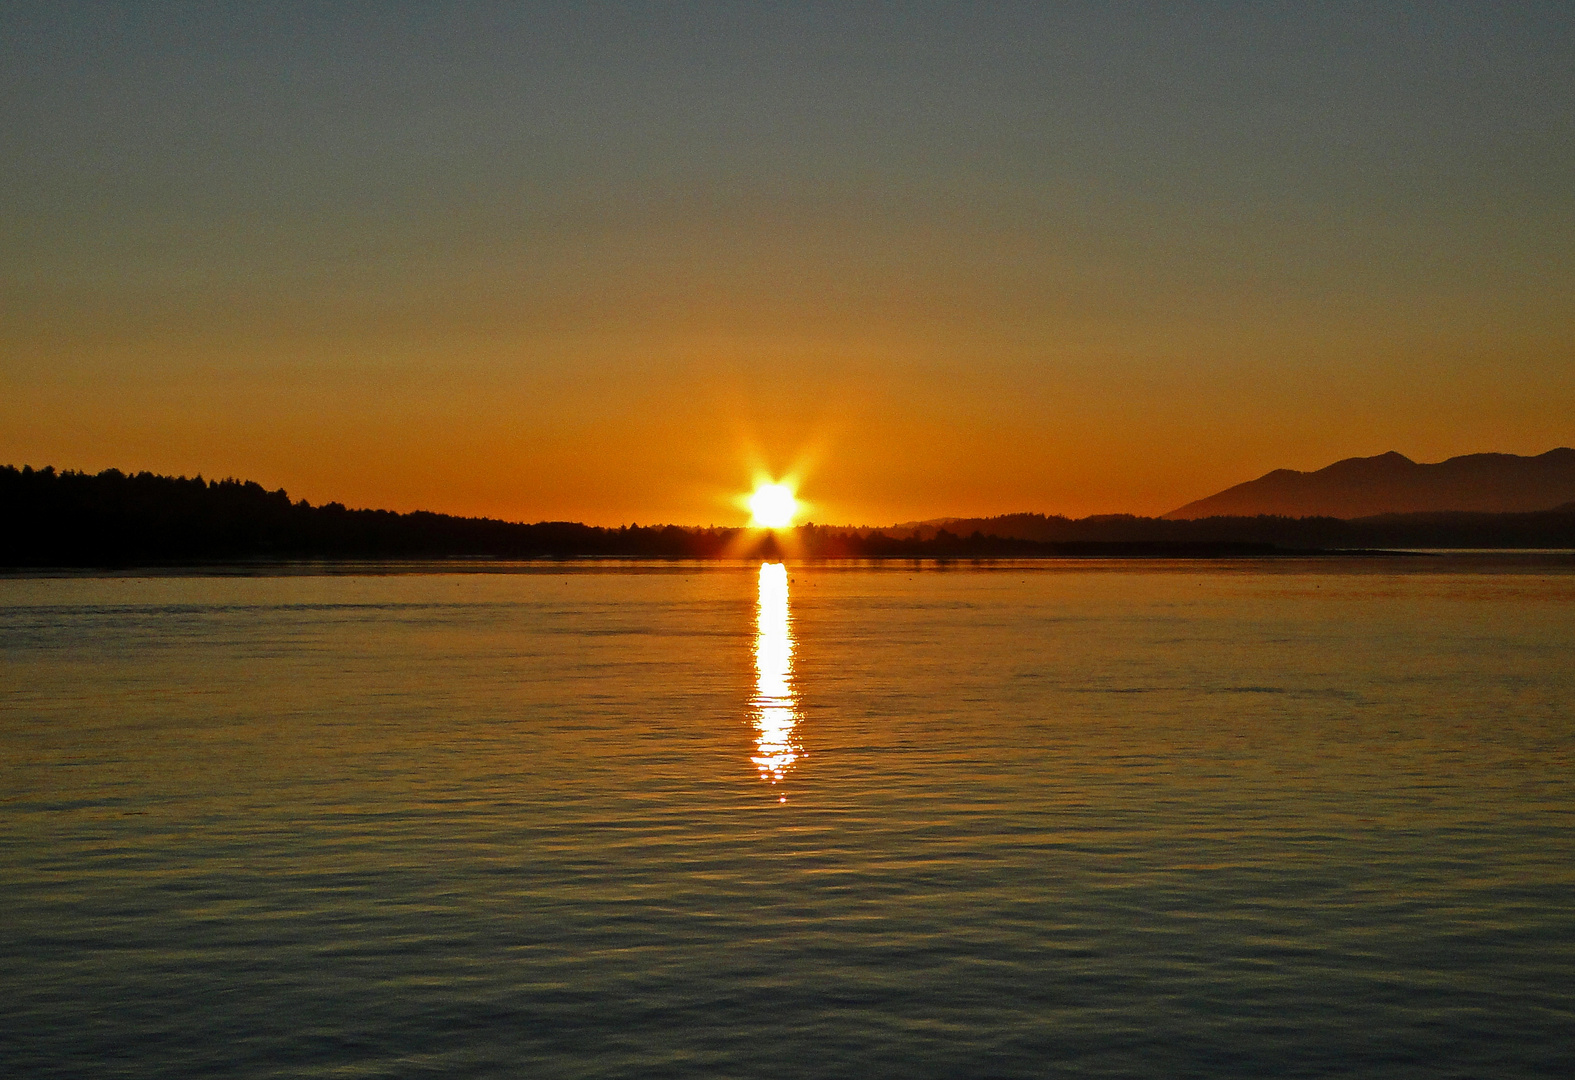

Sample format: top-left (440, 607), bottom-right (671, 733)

top-left (3, 1), bottom-right (1572, 525)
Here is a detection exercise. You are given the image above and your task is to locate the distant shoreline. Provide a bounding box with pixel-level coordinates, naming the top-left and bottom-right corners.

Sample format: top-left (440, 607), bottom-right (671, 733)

top-left (4, 465), bottom-right (1573, 569)
top-left (17, 552), bottom-right (1575, 581)
top-left (0, 551), bottom-right (1423, 576)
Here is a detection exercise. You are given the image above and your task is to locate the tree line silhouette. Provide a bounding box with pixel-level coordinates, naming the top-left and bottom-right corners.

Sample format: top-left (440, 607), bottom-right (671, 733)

top-left (878, 509), bottom-right (1575, 550)
top-left (3, 465), bottom-right (1572, 567)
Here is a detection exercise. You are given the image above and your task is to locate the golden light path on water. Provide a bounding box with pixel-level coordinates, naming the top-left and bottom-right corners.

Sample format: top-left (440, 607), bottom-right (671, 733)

top-left (752, 562), bottom-right (800, 798)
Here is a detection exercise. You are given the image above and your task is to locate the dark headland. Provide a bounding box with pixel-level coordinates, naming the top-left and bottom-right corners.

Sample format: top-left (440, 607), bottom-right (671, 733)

top-left (4, 462), bottom-right (1574, 568)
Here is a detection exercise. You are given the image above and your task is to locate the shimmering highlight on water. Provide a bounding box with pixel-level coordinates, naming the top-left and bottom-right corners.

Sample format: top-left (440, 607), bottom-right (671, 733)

top-left (2, 559), bottom-right (1572, 1078)
top-left (752, 562), bottom-right (800, 789)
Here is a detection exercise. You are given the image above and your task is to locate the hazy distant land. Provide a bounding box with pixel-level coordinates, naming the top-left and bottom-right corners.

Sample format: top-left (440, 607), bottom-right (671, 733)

top-left (4, 458), bottom-right (1574, 567)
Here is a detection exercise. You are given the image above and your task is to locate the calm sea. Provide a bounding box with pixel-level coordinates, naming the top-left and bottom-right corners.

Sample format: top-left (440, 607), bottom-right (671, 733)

top-left (3, 559), bottom-right (1573, 1078)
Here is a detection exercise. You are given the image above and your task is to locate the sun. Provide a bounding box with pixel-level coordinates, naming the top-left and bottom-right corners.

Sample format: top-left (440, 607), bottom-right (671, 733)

top-left (748, 483), bottom-right (798, 529)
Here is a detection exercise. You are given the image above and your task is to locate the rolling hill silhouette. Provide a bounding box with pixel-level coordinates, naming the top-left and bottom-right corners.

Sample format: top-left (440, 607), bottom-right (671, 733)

top-left (1163, 449), bottom-right (1575, 520)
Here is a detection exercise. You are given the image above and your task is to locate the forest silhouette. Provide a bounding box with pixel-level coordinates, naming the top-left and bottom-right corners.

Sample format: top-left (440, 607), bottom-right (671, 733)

top-left (3, 465), bottom-right (1573, 567)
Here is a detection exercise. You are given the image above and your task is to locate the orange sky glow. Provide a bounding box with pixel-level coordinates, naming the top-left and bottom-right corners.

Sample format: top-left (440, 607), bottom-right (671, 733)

top-left (3, 5), bottom-right (1571, 525)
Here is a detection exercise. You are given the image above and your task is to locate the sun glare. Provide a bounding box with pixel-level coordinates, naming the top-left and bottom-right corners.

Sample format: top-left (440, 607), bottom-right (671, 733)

top-left (748, 483), bottom-right (798, 529)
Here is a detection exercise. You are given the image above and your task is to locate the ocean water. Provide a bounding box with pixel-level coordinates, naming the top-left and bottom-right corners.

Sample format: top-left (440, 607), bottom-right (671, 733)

top-left (2, 559), bottom-right (1572, 1079)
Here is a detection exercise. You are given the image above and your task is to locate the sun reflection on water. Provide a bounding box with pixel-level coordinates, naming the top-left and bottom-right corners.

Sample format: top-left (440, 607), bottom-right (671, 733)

top-left (752, 562), bottom-right (800, 792)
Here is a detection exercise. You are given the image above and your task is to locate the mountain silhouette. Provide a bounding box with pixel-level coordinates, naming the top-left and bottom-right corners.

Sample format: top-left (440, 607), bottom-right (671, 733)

top-left (1164, 449), bottom-right (1575, 520)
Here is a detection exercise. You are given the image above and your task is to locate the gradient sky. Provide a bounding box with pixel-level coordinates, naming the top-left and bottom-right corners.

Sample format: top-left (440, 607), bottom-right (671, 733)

top-left (3, 1), bottom-right (1572, 525)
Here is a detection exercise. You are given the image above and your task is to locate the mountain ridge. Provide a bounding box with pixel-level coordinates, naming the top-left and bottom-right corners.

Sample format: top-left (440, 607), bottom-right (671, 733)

top-left (1162, 448), bottom-right (1575, 520)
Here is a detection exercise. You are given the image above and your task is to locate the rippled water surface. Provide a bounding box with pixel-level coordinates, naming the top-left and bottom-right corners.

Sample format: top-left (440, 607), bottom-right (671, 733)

top-left (3, 560), bottom-right (1573, 1078)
